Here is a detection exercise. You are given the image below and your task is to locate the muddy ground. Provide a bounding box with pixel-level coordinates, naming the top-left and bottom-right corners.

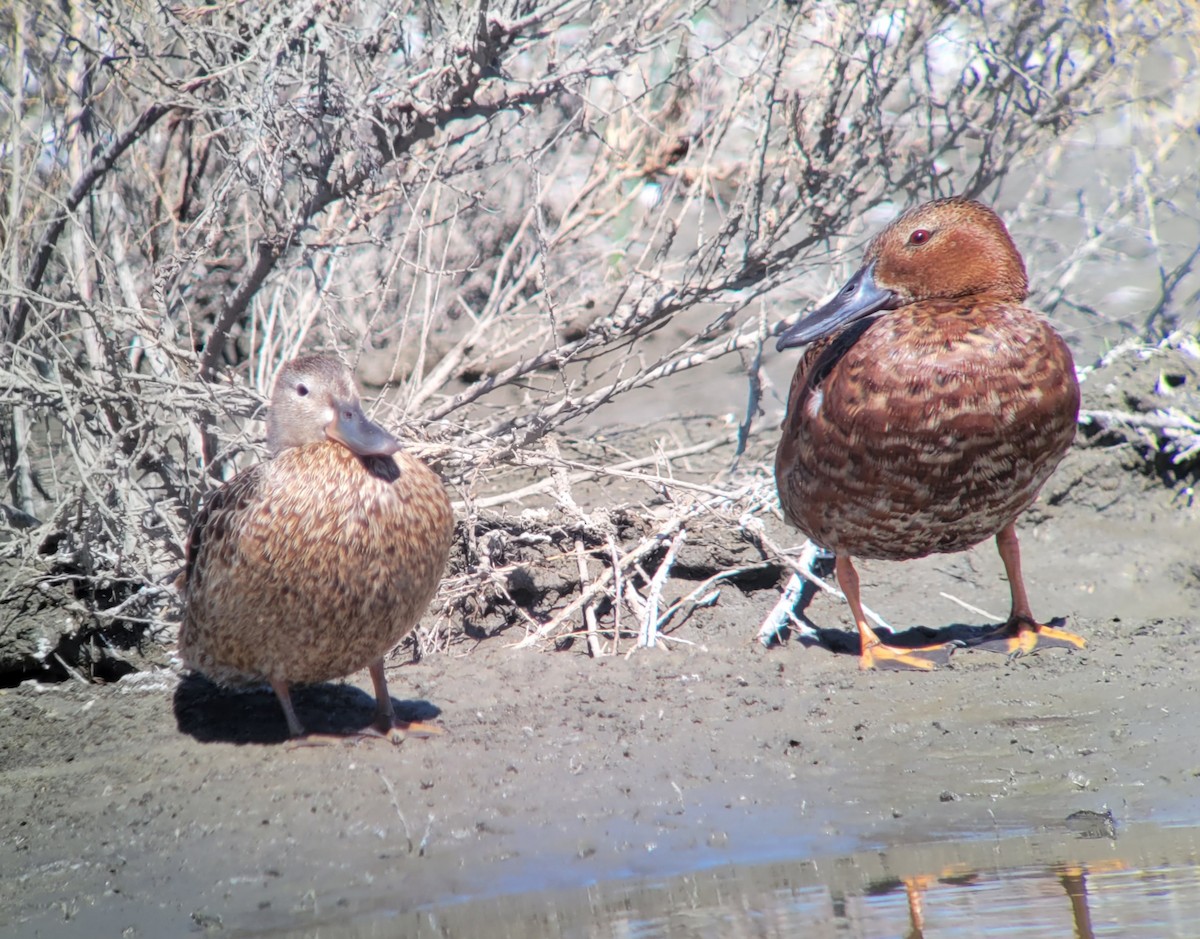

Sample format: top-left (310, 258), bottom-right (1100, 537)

top-left (1, 339), bottom-right (1198, 937)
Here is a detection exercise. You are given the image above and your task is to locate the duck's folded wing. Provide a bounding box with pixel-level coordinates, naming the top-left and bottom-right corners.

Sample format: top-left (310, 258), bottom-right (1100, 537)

top-left (182, 466), bottom-right (265, 596)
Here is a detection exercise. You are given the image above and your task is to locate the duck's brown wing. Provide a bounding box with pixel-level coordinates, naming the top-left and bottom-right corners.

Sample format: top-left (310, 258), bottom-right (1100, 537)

top-left (181, 465), bottom-right (264, 599)
top-left (775, 326), bottom-right (860, 510)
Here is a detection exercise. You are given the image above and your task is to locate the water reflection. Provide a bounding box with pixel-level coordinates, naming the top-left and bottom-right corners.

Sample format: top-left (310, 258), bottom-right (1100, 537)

top-left (399, 823), bottom-right (1200, 939)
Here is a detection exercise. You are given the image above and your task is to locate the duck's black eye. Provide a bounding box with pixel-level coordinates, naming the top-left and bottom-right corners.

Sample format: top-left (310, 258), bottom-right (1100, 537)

top-left (908, 229), bottom-right (930, 246)
top-left (296, 383), bottom-right (309, 397)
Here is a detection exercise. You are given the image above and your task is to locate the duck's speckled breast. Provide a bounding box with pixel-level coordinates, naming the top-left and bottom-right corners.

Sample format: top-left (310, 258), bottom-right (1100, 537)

top-left (775, 300), bottom-right (1079, 561)
top-left (180, 442), bottom-right (454, 685)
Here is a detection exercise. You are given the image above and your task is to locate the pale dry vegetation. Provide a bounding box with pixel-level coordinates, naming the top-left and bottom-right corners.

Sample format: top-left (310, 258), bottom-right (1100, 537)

top-left (1, 0), bottom-right (1198, 676)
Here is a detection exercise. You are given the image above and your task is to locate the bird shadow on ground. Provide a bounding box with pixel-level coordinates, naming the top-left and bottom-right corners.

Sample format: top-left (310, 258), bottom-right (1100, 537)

top-left (786, 621), bottom-right (1031, 661)
top-left (780, 562), bottom-right (1056, 662)
top-left (172, 673), bottom-right (441, 744)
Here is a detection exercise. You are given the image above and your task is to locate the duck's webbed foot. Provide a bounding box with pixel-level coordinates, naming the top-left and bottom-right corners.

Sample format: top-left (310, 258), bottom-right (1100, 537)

top-left (971, 615), bottom-right (1086, 659)
top-left (364, 658), bottom-right (443, 744)
top-left (282, 718), bottom-right (444, 749)
top-left (369, 717), bottom-right (444, 745)
top-left (860, 636), bottom-right (956, 672)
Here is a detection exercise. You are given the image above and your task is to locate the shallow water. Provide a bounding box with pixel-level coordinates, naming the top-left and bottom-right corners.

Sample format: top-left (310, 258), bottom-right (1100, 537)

top-left (225, 822), bottom-right (1200, 937)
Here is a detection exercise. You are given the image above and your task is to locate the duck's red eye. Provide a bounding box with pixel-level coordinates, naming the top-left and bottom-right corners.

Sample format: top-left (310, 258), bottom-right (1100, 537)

top-left (908, 229), bottom-right (930, 245)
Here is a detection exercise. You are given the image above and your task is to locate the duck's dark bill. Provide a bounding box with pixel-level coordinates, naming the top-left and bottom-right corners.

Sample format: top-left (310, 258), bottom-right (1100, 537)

top-left (326, 401), bottom-right (401, 457)
top-left (777, 261), bottom-right (897, 350)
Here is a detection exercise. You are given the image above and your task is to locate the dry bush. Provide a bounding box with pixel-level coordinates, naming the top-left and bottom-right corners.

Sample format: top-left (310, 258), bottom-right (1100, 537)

top-left (2, 0), bottom-right (1198, 673)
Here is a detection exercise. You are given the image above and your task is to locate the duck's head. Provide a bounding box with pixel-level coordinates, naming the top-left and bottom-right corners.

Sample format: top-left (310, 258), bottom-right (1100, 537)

top-left (777, 197), bottom-right (1028, 350)
top-left (266, 354), bottom-right (400, 458)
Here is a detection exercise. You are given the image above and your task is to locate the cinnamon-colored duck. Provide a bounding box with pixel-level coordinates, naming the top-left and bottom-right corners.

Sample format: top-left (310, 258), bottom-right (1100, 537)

top-left (180, 354), bottom-right (454, 737)
top-left (775, 197), bottom-right (1085, 670)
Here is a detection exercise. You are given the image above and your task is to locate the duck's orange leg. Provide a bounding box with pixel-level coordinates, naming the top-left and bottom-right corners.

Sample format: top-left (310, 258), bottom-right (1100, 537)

top-left (973, 523), bottom-right (1086, 657)
top-left (1059, 865), bottom-right (1097, 939)
top-left (276, 664), bottom-right (443, 747)
top-left (904, 875), bottom-right (930, 939)
top-left (271, 679), bottom-right (307, 737)
top-left (836, 556), bottom-right (955, 671)
top-left (367, 659), bottom-right (443, 743)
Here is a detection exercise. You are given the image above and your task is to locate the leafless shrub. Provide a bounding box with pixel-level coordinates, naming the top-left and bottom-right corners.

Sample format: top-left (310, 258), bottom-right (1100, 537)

top-left (1078, 330), bottom-right (1200, 491)
top-left (2, 0), bottom-right (1197, 668)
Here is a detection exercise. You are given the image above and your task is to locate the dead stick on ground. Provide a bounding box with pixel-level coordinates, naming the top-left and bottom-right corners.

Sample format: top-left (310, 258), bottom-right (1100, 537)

top-left (512, 529), bottom-right (665, 648)
top-left (575, 537), bottom-right (603, 657)
top-left (548, 438), bottom-right (605, 656)
top-left (740, 517), bottom-right (836, 596)
top-left (939, 591), bottom-right (1001, 622)
top-left (607, 532), bottom-right (623, 656)
top-left (1079, 408), bottom-right (1199, 432)
top-left (742, 517), bottom-right (892, 632)
top-left (514, 501), bottom-right (718, 649)
top-left (656, 565), bottom-right (761, 626)
top-left (375, 768), bottom-right (413, 854)
top-left (52, 652), bottom-right (90, 685)
top-left (639, 528), bottom-right (687, 648)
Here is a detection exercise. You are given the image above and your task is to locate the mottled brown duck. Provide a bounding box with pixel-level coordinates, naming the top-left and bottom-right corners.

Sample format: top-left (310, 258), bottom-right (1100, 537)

top-left (180, 354), bottom-right (454, 738)
top-left (774, 197), bottom-right (1085, 670)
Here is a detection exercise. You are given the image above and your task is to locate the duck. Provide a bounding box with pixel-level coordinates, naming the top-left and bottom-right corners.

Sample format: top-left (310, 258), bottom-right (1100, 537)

top-left (774, 197), bottom-right (1085, 670)
top-left (179, 354), bottom-right (454, 738)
